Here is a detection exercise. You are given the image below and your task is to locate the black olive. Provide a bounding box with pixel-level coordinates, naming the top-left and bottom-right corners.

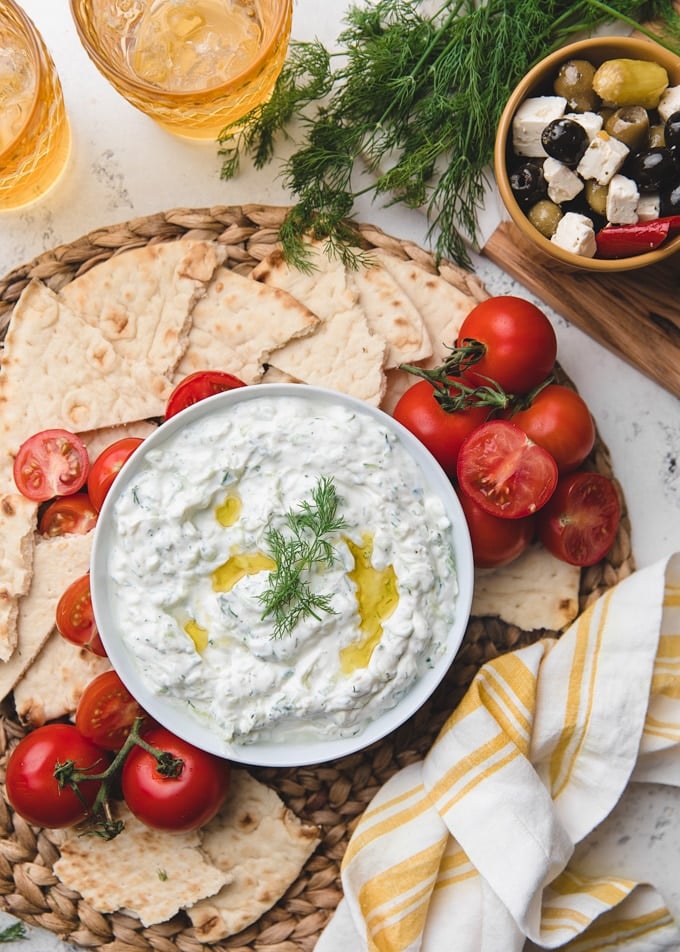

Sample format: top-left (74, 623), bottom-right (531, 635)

top-left (660, 181), bottom-right (680, 216)
top-left (626, 147), bottom-right (676, 192)
top-left (665, 111), bottom-right (680, 150)
top-left (541, 118), bottom-right (588, 167)
top-left (509, 160), bottom-right (547, 208)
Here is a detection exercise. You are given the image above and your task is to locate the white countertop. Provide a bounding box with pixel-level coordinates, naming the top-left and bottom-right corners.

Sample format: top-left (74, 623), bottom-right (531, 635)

top-left (1, 3), bottom-right (679, 950)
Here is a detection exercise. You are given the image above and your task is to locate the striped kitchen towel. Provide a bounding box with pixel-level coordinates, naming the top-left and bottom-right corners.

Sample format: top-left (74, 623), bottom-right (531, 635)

top-left (317, 551), bottom-right (680, 952)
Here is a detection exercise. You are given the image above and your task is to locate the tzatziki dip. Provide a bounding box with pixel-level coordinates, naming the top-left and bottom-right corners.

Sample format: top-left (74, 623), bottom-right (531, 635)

top-left (106, 391), bottom-right (459, 745)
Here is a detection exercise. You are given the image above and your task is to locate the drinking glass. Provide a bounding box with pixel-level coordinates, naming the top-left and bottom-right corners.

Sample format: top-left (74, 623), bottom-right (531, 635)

top-left (0, 1), bottom-right (71, 210)
top-left (69, 0), bottom-right (293, 140)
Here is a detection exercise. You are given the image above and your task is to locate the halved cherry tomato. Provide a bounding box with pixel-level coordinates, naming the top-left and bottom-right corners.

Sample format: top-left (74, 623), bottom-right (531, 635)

top-left (455, 296), bottom-right (557, 394)
top-left (165, 371), bottom-right (246, 420)
top-left (508, 384), bottom-right (595, 474)
top-left (38, 493), bottom-right (98, 537)
top-left (457, 420), bottom-right (558, 519)
top-left (457, 486), bottom-right (535, 569)
top-left (76, 670), bottom-right (147, 751)
top-left (5, 724), bottom-right (110, 828)
top-left (536, 471), bottom-right (621, 566)
top-left (87, 437), bottom-right (144, 511)
top-left (121, 725), bottom-right (230, 832)
top-left (13, 429), bottom-right (90, 502)
top-left (56, 573), bottom-right (106, 657)
top-left (392, 379), bottom-right (490, 477)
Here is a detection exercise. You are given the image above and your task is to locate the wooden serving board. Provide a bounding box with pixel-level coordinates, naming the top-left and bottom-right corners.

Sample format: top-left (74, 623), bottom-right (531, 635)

top-left (482, 221), bottom-right (680, 399)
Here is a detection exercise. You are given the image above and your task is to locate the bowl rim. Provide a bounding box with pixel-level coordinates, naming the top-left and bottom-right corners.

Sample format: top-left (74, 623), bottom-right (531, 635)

top-left (90, 383), bottom-right (474, 767)
top-left (494, 35), bottom-right (680, 272)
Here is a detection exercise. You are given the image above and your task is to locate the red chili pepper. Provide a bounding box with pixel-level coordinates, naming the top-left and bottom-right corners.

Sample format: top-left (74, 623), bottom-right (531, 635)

top-left (596, 215), bottom-right (680, 259)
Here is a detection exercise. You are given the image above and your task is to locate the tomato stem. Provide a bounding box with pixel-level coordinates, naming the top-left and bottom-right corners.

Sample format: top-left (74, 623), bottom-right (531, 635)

top-left (53, 717), bottom-right (184, 839)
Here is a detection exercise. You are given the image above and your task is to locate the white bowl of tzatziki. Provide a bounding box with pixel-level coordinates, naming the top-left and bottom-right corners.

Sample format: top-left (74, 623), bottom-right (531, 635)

top-left (90, 384), bottom-right (474, 766)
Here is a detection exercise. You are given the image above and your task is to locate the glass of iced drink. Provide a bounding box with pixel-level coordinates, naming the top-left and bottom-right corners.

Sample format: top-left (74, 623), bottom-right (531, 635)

top-left (70, 0), bottom-right (293, 139)
top-left (0, 2), bottom-right (71, 210)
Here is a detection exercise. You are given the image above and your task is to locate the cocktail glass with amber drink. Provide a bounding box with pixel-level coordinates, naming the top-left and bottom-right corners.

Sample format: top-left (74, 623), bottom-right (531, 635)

top-left (69, 0), bottom-right (293, 139)
top-left (0, 1), bottom-right (71, 210)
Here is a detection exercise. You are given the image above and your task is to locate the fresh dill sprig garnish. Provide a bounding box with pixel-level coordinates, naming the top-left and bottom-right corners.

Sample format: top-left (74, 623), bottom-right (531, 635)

top-left (0, 921), bottom-right (26, 942)
top-left (259, 475), bottom-right (348, 638)
top-left (218, 0), bottom-right (680, 269)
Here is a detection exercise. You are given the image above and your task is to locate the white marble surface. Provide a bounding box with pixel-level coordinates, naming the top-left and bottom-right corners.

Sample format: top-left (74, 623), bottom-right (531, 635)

top-left (0, 2), bottom-right (679, 950)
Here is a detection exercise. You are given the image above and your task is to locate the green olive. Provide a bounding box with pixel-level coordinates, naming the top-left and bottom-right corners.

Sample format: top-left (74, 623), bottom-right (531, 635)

top-left (604, 105), bottom-right (650, 150)
top-left (553, 59), bottom-right (600, 112)
top-left (527, 199), bottom-right (563, 238)
top-left (584, 180), bottom-right (608, 216)
top-left (649, 123), bottom-right (666, 148)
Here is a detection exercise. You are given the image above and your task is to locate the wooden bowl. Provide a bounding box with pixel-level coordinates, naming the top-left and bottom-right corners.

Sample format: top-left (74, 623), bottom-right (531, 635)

top-left (494, 36), bottom-right (680, 272)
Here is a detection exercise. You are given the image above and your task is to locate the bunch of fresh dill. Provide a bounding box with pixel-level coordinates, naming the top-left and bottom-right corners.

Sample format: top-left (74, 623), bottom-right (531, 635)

top-left (218, 0), bottom-right (680, 269)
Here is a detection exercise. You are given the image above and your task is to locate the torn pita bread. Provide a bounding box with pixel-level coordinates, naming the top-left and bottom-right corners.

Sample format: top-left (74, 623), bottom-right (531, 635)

top-left (373, 251), bottom-right (488, 413)
top-left (59, 239), bottom-right (225, 376)
top-left (0, 282), bottom-right (170, 456)
top-left (472, 542), bottom-right (581, 632)
top-left (349, 261), bottom-right (432, 367)
top-left (52, 803), bottom-right (232, 927)
top-left (188, 769), bottom-right (320, 941)
top-left (13, 632), bottom-right (111, 727)
top-left (252, 246), bottom-right (387, 405)
top-left (0, 532), bottom-right (92, 701)
top-left (0, 493), bottom-right (37, 661)
top-left (174, 266), bottom-right (320, 384)
top-left (78, 420), bottom-right (158, 460)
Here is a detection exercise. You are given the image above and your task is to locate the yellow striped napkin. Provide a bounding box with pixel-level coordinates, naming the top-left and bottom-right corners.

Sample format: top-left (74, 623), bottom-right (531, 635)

top-left (317, 551), bottom-right (680, 952)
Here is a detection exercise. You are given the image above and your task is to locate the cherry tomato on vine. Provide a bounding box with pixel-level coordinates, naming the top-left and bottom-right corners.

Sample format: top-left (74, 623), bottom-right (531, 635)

top-left (76, 670), bottom-right (147, 751)
top-left (509, 384), bottom-right (596, 474)
top-left (5, 724), bottom-right (110, 828)
top-left (87, 437), bottom-right (144, 511)
top-left (121, 725), bottom-right (230, 832)
top-left (536, 471), bottom-right (621, 566)
top-left (457, 420), bottom-right (558, 519)
top-left (457, 487), bottom-right (535, 569)
top-left (392, 379), bottom-right (490, 476)
top-left (455, 296), bottom-right (557, 394)
top-left (56, 573), bottom-right (106, 657)
top-left (13, 429), bottom-right (90, 502)
top-left (38, 493), bottom-right (98, 537)
top-left (165, 371), bottom-right (246, 420)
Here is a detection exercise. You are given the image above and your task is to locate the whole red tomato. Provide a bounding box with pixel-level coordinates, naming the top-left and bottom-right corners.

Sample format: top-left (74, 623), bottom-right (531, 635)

top-left (56, 572), bottom-right (106, 657)
top-left (87, 437), bottom-right (144, 511)
top-left (509, 385), bottom-right (595, 474)
top-left (393, 379), bottom-right (490, 477)
top-left (457, 420), bottom-right (558, 519)
top-left (536, 471), bottom-right (621, 566)
top-left (457, 487), bottom-right (535, 568)
top-left (455, 296), bottom-right (557, 394)
top-left (76, 670), bottom-right (147, 751)
top-left (5, 724), bottom-right (110, 828)
top-left (13, 429), bottom-right (90, 502)
top-left (121, 725), bottom-right (230, 832)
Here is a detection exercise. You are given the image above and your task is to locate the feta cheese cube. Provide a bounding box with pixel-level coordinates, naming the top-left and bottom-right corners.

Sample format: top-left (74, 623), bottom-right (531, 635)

top-left (636, 193), bottom-right (661, 221)
top-left (543, 156), bottom-right (584, 204)
top-left (551, 212), bottom-right (597, 257)
top-left (512, 96), bottom-right (567, 157)
top-left (658, 84), bottom-right (680, 122)
top-left (576, 131), bottom-right (629, 185)
top-left (565, 111), bottom-right (603, 141)
top-left (606, 174), bottom-right (639, 224)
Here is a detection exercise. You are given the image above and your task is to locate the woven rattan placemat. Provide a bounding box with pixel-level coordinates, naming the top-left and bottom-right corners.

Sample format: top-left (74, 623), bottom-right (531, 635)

top-left (0, 205), bottom-right (634, 952)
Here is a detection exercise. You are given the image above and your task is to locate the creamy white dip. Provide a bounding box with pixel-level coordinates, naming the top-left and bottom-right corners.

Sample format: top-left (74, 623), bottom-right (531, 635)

top-left (107, 393), bottom-right (459, 745)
